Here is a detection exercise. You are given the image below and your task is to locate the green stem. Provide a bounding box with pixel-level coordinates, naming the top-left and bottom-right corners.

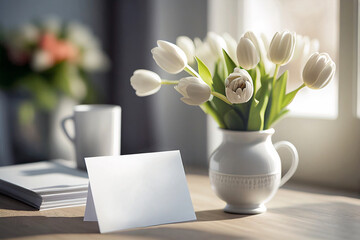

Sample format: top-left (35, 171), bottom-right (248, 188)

top-left (184, 65), bottom-right (200, 78)
top-left (297, 83), bottom-right (306, 91)
top-left (223, 58), bottom-right (228, 79)
top-left (161, 80), bottom-right (179, 85)
top-left (253, 66), bottom-right (261, 97)
top-left (272, 64), bottom-right (280, 89)
top-left (200, 102), bottom-right (225, 128)
top-left (211, 91), bottom-right (232, 105)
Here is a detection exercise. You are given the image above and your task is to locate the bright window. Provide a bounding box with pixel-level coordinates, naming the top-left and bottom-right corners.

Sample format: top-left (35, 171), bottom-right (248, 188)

top-left (240, 0), bottom-right (339, 119)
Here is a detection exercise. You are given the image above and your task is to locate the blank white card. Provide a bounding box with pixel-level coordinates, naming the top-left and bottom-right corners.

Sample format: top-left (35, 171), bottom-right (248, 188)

top-left (84, 150), bottom-right (196, 233)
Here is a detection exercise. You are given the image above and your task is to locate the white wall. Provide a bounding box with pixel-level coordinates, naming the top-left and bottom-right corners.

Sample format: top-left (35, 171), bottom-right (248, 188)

top-left (150, 0), bottom-right (208, 167)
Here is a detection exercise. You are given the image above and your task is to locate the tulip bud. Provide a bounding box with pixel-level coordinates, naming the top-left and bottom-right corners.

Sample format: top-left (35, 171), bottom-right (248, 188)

top-left (302, 52), bottom-right (336, 89)
top-left (206, 32), bottom-right (227, 58)
top-left (151, 40), bottom-right (188, 74)
top-left (225, 68), bottom-right (253, 103)
top-left (243, 31), bottom-right (263, 58)
top-left (236, 37), bottom-right (260, 70)
top-left (268, 31), bottom-right (296, 66)
top-left (130, 69), bottom-right (161, 96)
top-left (174, 77), bottom-right (211, 106)
top-left (176, 36), bottom-right (195, 64)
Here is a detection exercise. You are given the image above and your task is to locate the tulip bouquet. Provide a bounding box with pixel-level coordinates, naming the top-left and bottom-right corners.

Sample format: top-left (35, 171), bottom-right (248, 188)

top-left (130, 31), bottom-right (335, 131)
top-left (0, 18), bottom-right (109, 112)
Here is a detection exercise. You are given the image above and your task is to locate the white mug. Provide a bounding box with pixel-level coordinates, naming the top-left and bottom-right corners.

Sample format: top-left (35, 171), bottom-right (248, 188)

top-left (61, 104), bottom-right (121, 170)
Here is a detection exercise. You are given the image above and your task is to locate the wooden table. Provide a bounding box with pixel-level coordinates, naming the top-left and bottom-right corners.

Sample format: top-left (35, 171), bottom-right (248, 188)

top-left (0, 170), bottom-right (359, 240)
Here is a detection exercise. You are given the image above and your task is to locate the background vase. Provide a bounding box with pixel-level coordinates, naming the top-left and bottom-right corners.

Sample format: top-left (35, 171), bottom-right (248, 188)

top-left (209, 128), bottom-right (299, 214)
top-left (0, 91), bottom-right (77, 165)
top-left (2, 91), bottom-right (50, 164)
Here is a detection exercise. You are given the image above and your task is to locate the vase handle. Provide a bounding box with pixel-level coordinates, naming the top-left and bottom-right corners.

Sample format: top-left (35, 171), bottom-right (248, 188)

top-left (61, 116), bottom-right (75, 143)
top-left (274, 141), bottom-right (299, 187)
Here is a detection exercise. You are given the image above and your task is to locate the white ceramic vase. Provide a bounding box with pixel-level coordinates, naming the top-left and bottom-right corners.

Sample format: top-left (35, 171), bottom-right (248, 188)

top-left (209, 128), bottom-right (298, 214)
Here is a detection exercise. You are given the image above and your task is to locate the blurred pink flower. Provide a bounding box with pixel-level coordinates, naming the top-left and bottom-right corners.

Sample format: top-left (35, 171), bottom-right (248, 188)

top-left (39, 33), bottom-right (78, 64)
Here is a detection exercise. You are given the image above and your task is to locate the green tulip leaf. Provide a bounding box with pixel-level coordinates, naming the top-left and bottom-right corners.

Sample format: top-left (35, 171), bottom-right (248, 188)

top-left (258, 60), bottom-right (266, 77)
top-left (256, 75), bottom-right (272, 101)
top-left (247, 80), bottom-right (270, 131)
top-left (247, 67), bottom-right (268, 130)
top-left (222, 49), bottom-right (236, 77)
top-left (266, 71), bottom-right (288, 128)
top-left (210, 61), bottom-right (232, 126)
top-left (281, 86), bottom-right (302, 109)
top-left (247, 94), bottom-right (270, 131)
top-left (196, 57), bottom-right (213, 87)
top-left (224, 109), bottom-right (245, 130)
top-left (200, 101), bottom-right (225, 128)
top-left (233, 103), bottom-right (250, 126)
top-left (247, 68), bottom-right (257, 90)
top-left (210, 97), bottom-right (232, 122)
top-left (272, 109), bottom-right (290, 126)
top-left (212, 61), bottom-right (225, 95)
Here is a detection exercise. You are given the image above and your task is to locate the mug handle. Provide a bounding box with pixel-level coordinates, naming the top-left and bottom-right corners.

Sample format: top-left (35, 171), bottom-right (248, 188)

top-left (61, 116), bottom-right (75, 143)
top-left (274, 141), bottom-right (299, 187)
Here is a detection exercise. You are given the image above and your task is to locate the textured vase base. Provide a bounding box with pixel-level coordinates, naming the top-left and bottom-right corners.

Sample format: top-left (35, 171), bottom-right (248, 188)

top-left (224, 204), bottom-right (266, 214)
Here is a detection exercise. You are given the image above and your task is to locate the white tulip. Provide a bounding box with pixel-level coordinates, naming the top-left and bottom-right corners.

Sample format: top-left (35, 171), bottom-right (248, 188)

top-left (151, 40), bottom-right (188, 74)
top-left (80, 48), bottom-right (109, 71)
top-left (9, 23), bottom-right (39, 50)
top-left (260, 33), bottom-right (276, 75)
top-left (244, 31), bottom-right (273, 70)
top-left (206, 32), bottom-right (227, 58)
top-left (31, 50), bottom-right (53, 72)
top-left (282, 35), bottom-right (320, 91)
top-left (225, 68), bottom-right (253, 104)
top-left (70, 76), bottom-right (87, 101)
top-left (236, 37), bottom-right (259, 70)
top-left (268, 31), bottom-right (296, 66)
top-left (130, 69), bottom-right (162, 96)
top-left (261, 33), bottom-right (270, 51)
top-left (302, 52), bottom-right (336, 89)
top-left (19, 23), bottom-right (39, 44)
top-left (194, 37), bottom-right (217, 74)
top-left (222, 33), bottom-right (238, 64)
top-left (66, 22), bottom-right (98, 48)
top-left (176, 36), bottom-right (195, 64)
top-left (174, 77), bottom-right (211, 106)
top-left (243, 31), bottom-right (263, 58)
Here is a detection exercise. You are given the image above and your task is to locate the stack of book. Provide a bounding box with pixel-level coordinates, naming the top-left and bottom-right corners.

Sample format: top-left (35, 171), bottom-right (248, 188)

top-left (0, 160), bottom-right (89, 210)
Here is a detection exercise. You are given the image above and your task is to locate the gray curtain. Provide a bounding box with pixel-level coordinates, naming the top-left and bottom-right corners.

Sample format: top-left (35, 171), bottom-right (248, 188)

top-left (0, 0), bottom-right (208, 168)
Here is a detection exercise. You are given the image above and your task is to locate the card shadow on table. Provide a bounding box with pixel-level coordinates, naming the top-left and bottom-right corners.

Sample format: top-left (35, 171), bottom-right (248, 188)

top-left (0, 215), bottom-right (253, 240)
top-left (0, 209), bottom-right (251, 239)
top-left (113, 209), bottom-right (253, 240)
top-left (195, 209), bottom-right (251, 222)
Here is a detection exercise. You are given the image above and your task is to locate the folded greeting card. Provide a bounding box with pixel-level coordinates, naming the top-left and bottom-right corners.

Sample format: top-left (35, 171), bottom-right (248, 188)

top-left (84, 150), bottom-right (196, 233)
